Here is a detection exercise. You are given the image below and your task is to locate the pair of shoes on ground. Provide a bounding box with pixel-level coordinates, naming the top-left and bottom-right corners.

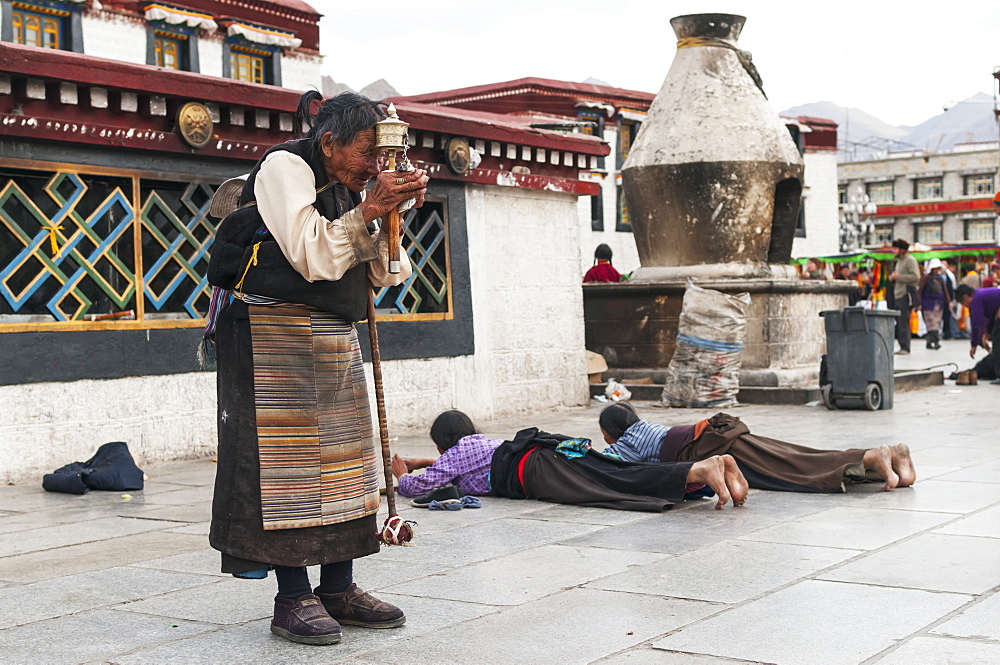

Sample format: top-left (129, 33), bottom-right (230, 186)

top-left (411, 484), bottom-right (462, 507)
top-left (270, 584), bottom-right (405, 645)
top-left (429, 495), bottom-right (482, 511)
top-left (956, 370), bottom-right (979, 385)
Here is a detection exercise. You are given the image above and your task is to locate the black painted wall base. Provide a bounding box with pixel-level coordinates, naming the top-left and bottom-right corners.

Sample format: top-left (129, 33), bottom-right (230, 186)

top-left (0, 328), bottom-right (205, 386)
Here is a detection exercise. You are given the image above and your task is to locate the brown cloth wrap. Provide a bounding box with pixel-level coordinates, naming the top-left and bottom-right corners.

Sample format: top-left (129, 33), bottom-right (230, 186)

top-left (675, 413), bottom-right (867, 493)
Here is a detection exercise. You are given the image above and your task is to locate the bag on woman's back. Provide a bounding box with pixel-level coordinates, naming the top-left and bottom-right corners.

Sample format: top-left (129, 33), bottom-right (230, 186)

top-left (660, 281), bottom-right (751, 408)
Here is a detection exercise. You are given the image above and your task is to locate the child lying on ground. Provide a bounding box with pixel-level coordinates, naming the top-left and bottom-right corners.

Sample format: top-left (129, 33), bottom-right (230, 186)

top-left (392, 410), bottom-right (748, 512)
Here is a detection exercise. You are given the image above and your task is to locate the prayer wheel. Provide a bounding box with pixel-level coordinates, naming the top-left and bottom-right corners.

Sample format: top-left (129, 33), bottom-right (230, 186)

top-left (622, 13), bottom-right (804, 271)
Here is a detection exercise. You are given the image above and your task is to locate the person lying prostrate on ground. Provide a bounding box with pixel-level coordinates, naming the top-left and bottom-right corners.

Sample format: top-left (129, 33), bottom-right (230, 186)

top-left (597, 402), bottom-right (916, 493)
top-left (392, 410), bottom-right (748, 512)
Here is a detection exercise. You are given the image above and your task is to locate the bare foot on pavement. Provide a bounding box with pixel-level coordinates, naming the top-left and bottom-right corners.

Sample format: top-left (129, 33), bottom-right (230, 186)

top-left (722, 454), bottom-right (749, 506)
top-left (863, 445), bottom-right (899, 491)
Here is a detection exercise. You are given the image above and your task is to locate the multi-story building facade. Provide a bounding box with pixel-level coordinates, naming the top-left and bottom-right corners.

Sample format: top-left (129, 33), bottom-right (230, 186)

top-left (839, 142), bottom-right (998, 248)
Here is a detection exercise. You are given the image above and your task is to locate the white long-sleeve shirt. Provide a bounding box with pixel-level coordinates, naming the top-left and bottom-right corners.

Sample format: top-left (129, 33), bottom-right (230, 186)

top-left (253, 150), bottom-right (411, 288)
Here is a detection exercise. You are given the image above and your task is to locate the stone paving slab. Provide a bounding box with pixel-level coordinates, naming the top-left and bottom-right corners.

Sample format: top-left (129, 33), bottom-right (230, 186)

top-left (511, 502), bottom-right (662, 526)
top-left (359, 587), bottom-right (723, 665)
top-left (935, 458), bottom-right (1000, 483)
top-left (108, 593), bottom-right (499, 665)
top-left (0, 515), bottom-right (175, 558)
top-left (128, 548), bottom-right (230, 578)
top-left (0, 566), bottom-right (213, 629)
top-left (595, 650), bottom-right (765, 664)
top-left (819, 532), bottom-right (1000, 594)
top-left (652, 579), bottom-right (971, 665)
top-left (383, 543), bottom-right (663, 606)
top-left (372, 515), bottom-right (602, 569)
top-left (120, 503), bottom-right (211, 523)
top-left (934, 504), bottom-right (1000, 538)
top-left (0, 531), bottom-right (207, 584)
top-left (591, 539), bottom-right (861, 604)
top-left (738, 505), bottom-right (952, 550)
top-left (907, 444), bottom-right (1000, 467)
top-left (394, 496), bottom-right (549, 536)
top-left (930, 590), bottom-right (1000, 642)
top-left (164, 521), bottom-right (210, 535)
top-left (854, 478), bottom-right (999, 514)
top-left (0, 609), bottom-right (213, 665)
top-left (116, 578), bottom-right (274, 624)
top-left (871, 636), bottom-right (1000, 664)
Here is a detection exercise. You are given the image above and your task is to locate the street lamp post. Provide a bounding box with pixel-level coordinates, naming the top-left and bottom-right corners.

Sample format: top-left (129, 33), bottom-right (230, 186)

top-left (839, 185), bottom-right (878, 252)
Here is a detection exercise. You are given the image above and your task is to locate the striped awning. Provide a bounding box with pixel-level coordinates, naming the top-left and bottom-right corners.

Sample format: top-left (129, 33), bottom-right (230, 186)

top-left (144, 3), bottom-right (218, 31)
top-left (227, 22), bottom-right (301, 49)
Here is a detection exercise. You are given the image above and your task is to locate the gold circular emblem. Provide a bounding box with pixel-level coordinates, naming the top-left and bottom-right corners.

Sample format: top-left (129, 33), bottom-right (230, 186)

top-left (178, 102), bottom-right (213, 149)
top-left (445, 137), bottom-right (472, 175)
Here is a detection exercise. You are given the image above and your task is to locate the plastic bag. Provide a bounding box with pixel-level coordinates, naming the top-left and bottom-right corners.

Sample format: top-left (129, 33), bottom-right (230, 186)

top-left (605, 378), bottom-right (632, 402)
top-left (660, 281), bottom-right (750, 408)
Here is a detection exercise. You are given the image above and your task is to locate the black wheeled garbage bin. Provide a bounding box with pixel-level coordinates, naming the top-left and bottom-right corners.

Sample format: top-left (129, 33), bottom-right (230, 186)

top-left (819, 307), bottom-right (899, 411)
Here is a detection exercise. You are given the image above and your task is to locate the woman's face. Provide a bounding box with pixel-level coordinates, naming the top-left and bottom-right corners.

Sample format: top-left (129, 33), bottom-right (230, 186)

top-left (321, 129), bottom-right (387, 192)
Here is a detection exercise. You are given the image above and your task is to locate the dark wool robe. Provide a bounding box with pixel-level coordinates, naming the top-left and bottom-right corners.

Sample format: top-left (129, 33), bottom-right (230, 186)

top-left (675, 413), bottom-right (868, 493)
top-left (491, 428), bottom-right (693, 512)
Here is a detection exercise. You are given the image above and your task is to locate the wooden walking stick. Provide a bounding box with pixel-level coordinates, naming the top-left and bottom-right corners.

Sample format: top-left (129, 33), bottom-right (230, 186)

top-left (368, 104), bottom-right (415, 545)
top-left (368, 288), bottom-right (414, 545)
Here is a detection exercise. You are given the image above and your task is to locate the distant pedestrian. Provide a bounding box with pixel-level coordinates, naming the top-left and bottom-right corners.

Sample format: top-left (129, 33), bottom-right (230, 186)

top-left (941, 259), bottom-right (961, 339)
top-left (955, 285), bottom-right (1000, 373)
top-left (583, 243), bottom-right (622, 283)
top-left (888, 239), bottom-right (920, 354)
top-left (918, 258), bottom-right (950, 349)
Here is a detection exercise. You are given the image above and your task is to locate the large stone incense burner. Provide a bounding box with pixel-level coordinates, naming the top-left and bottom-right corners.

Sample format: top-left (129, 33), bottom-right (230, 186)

top-left (584, 13), bottom-right (852, 402)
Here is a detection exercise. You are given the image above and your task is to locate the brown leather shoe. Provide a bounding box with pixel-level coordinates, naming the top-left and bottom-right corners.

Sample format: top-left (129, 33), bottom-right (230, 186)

top-left (270, 593), bottom-right (342, 645)
top-left (316, 583), bottom-right (406, 628)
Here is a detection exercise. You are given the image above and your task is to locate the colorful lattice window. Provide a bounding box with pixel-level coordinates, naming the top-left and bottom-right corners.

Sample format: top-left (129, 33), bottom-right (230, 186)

top-left (0, 161), bottom-right (454, 330)
top-left (11, 6), bottom-right (64, 49)
top-left (230, 47), bottom-right (267, 84)
top-left (372, 196), bottom-right (453, 321)
top-left (0, 162), bottom-right (218, 330)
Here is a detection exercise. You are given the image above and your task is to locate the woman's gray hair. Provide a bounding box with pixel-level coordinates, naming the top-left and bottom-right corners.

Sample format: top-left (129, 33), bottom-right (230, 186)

top-left (295, 90), bottom-right (388, 155)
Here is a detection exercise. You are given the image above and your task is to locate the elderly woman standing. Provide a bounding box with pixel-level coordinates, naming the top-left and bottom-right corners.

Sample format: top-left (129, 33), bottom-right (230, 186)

top-left (207, 91), bottom-right (428, 646)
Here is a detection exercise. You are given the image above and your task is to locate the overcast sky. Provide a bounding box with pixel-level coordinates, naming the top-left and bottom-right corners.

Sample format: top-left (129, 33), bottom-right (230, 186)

top-left (318, 1), bottom-right (999, 128)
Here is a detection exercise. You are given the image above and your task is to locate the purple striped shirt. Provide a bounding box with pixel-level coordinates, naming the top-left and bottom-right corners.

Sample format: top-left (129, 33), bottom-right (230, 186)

top-left (397, 434), bottom-right (502, 497)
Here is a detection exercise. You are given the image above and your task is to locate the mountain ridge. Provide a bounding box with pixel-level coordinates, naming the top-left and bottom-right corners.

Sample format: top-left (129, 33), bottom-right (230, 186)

top-left (780, 94), bottom-right (998, 160)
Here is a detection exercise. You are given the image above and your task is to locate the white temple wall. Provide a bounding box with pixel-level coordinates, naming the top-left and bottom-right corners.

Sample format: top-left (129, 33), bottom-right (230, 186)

top-left (198, 34), bottom-right (224, 78)
top-left (792, 149), bottom-right (840, 259)
top-left (280, 51), bottom-right (322, 92)
top-left (81, 13), bottom-right (147, 65)
top-left (0, 374), bottom-right (217, 484)
top-left (0, 184), bottom-right (590, 482)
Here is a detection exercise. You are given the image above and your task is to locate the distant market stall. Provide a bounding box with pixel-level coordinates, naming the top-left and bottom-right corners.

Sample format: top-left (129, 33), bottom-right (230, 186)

top-left (792, 243), bottom-right (1000, 266)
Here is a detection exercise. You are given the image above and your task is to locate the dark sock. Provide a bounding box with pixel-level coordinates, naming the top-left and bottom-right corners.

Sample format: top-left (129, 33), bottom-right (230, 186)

top-left (274, 565), bottom-right (312, 599)
top-left (315, 560), bottom-right (353, 595)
